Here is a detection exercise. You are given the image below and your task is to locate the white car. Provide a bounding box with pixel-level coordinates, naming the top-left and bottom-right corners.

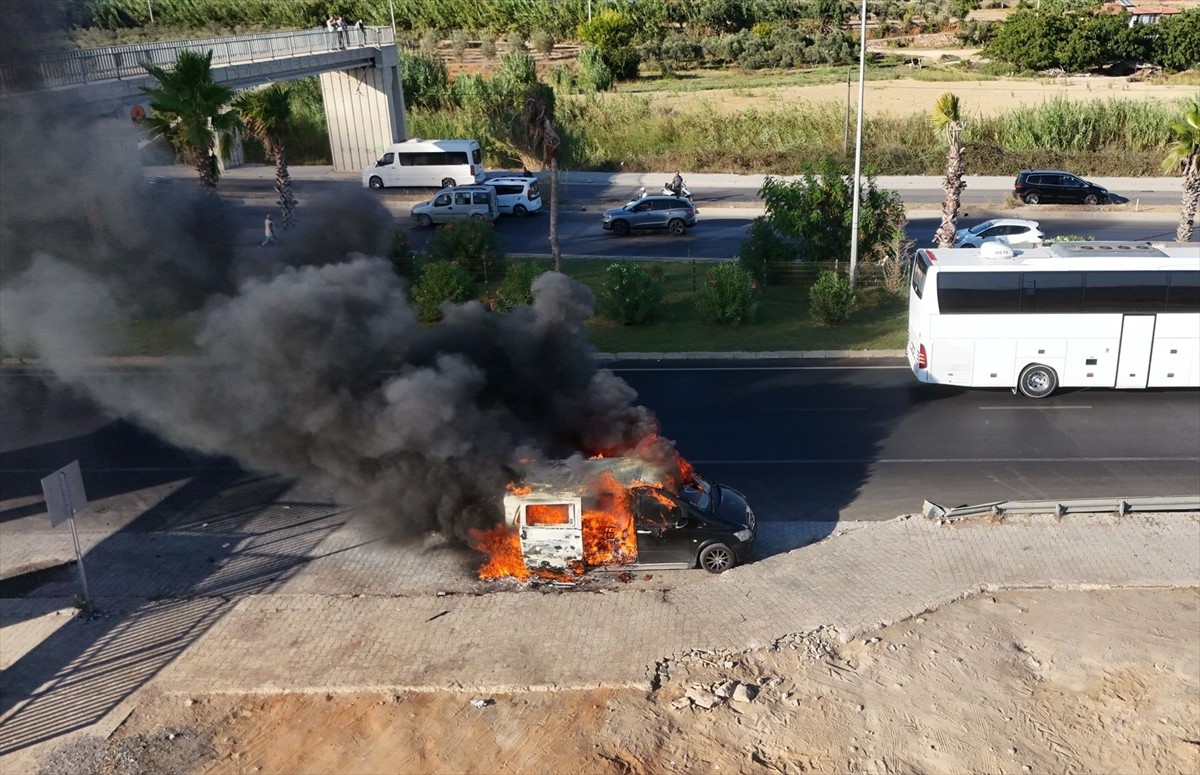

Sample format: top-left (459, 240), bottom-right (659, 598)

top-left (942, 218), bottom-right (1044, 249)
top-left (481, 176), bottom-right (543, 217)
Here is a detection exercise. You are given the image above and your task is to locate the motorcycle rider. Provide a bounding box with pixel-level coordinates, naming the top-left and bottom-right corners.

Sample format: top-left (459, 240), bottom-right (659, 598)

top-left (669, 171), bottom-right (685, 197)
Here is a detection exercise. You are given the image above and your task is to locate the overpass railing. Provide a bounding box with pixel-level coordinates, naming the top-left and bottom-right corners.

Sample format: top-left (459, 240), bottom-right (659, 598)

top-left (0, 26), bottom-right (395, 97)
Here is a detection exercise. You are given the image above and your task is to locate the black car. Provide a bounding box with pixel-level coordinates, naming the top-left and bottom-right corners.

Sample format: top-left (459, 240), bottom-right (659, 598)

top-left (1012, 169), bottom-right (1112, 205)
top-left (629, 476), bottom-right (755, 573)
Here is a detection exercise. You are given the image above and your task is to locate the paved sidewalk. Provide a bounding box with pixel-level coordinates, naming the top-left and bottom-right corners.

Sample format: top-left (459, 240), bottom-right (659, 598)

top-left (2, 494), bottom-right (1197, 769)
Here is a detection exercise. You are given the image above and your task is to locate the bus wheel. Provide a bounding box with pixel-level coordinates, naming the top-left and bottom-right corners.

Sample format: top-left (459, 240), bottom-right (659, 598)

top-left (368, 176), bottom-right (384, 190)
top-left (1018, 363), bottom-right (1057, 398)
top-left (441, 177), bottom-right (456, 188)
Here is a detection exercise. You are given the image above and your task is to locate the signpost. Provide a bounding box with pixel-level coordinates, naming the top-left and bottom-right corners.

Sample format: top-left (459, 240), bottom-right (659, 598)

top-left (40, 460), bottom-right (92, 613)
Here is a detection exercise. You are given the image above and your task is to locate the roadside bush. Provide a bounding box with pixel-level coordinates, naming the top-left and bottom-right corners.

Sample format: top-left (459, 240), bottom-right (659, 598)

top-left (506, 30), bottom-right (526, 52)
top-left (736, 218), bottom-right (799, 286)
top-left (697, 263), bottom-right (759, 326)
top-left (492, 261), bottom-right (548, 313)
top-left (760, 163), bottom-right (906, 266)
top-left (480, 37), bottom-right (498, 59)
top-left (809, 270), bottom-right (856, 326)
top-left (412, 261), bottom-right (475, 324)
top-left (530, 30), bottom-right (556, 56)
top-left (425, 219), bottom-right (505, 286)
top-left (597, 262), bottom-right (665, 325)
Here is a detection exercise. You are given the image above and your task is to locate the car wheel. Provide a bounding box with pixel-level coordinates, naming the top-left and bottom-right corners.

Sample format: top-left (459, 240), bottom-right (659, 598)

top-left (698, 543), bottom-right (736, 573)
top-left (513, 204), bottom-right (528, 217)
top-left (368, 176), bottom-right (384, 190)
top-left (668, 218), bottom-right (686, 236)
top-left (1023, 192), bottom-right (1041, 205)
top-left (1083, 194), bottom-right (1099, 205)
top-left (611, 219), bottom-right (630, 236)
top-left (470, 213), bottom-right (485, 222)
top-left (441, 177), bottom-right (456, 189)
top-left (416, 213), bottom-right (432, 228)
top-left (1017, 363), bottom-right (1057, 399)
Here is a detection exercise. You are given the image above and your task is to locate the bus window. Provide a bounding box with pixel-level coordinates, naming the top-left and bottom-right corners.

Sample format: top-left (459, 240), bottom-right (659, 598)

top-left (1021, 271), bottom-right (1082, 313)
top-left (911, 252), bottom-right (930, 299)
top-left (472, 147), bottom-right (482, 165)
top-left (1084, 271), bottom-right (1166, 312)
top-left (937, 271), bottom-right (1020, 313)
top-left (377, 152), bottom-right (394, 167)
top-left (1167, 271), bottom-right (1200, 312)
top-left (447, 152), bottom-right (468, 164)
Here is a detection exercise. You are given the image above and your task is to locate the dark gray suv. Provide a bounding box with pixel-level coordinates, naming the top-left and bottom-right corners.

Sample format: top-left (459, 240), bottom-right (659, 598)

top-left (602, 195), bottom-right (697, 236)
top-left (1012, 169), bottom-right (1111, 205)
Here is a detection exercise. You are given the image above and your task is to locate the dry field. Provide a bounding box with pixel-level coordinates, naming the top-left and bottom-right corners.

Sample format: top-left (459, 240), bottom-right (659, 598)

top-left (32, 587), bottom-right (1200, 774)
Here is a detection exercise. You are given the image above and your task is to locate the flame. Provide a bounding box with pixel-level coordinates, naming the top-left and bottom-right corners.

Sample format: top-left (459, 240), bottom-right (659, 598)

top-left (581, 472), bottom-right (638, 567)
top-left (469, 525), bottom-right (582, 582)
top-left (474, 437), bottom-right (698, 581)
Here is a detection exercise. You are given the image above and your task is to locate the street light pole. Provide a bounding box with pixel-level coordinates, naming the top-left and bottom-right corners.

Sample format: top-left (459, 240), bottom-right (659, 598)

top-left (147, 1), bottom-right (154, 24)
top-left (848, 0), bottom-right (868, 288)
top-left (389, 0), bottom-right (396, 33)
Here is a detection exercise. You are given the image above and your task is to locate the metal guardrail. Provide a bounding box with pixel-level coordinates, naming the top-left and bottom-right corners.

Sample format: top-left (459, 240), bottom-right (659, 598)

top-left (0, 26), bottom-right (395, 96)
top-left (923, 495), bottom-right (1200, 520)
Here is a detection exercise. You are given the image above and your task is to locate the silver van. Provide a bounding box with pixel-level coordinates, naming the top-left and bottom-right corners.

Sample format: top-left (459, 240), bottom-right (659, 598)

top-left (410, 186), bottom-right (499, 227)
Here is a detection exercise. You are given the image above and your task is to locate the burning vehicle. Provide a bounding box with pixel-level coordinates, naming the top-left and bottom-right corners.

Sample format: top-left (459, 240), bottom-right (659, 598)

top-left (472, 457), bottom-right (756, 580)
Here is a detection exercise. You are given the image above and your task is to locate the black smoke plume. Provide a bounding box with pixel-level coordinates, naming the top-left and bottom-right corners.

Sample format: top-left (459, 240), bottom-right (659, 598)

top-left (0, 8), bottom-right (673, 542)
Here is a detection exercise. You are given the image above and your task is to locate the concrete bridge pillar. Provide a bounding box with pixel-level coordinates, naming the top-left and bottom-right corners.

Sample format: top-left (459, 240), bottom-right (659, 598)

top-left (318, 50), bottom-right (407, 172)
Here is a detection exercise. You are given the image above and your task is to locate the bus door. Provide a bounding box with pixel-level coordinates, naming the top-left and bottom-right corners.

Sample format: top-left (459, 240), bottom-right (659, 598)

top-left (1115, 315), bottom-right (1156, 389)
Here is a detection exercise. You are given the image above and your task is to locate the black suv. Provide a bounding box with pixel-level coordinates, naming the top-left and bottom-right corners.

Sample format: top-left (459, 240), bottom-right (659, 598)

top-left (1013, 169), bottom-right (1111, 205)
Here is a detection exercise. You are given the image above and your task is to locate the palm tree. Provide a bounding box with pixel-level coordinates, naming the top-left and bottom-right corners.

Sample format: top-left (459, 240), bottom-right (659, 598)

top-left (1162, 97), bottom-right (1200, 242)
top-left (520, 86), bottom-right (562, 272)
top-left (234, 83), bottom-right (297, 229)
top-left (931, 92), bottom-right (966, 249)
top-left (141, 49), bottom-right (240, 190)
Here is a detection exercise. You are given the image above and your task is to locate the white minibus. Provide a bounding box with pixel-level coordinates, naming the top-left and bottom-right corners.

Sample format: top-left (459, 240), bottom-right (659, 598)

top-left (362, 139), bottom-right (485, 190)
top-left (907, 241), bottom-right (1200, 397)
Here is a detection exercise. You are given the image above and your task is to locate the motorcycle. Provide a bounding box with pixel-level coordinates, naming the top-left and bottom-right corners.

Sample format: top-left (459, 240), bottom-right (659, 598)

top-left (662, 182), bottom-right (693, 201)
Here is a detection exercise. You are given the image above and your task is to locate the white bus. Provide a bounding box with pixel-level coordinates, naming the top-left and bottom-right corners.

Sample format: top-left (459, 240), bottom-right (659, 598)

top-left (907, 241), bottom-right (1200, 398)
top-left (362, 138), bottom-right (486, 190)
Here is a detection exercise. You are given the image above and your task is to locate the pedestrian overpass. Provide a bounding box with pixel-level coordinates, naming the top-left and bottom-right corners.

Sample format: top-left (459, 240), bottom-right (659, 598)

top-left (0, 28), bottom-right (408, 171)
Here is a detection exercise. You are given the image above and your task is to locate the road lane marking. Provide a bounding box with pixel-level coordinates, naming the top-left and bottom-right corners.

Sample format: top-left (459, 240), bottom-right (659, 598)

top-left (610, 365), bottom-right (909, 372)
top-left (979, 405), bottom-right (1092, 410)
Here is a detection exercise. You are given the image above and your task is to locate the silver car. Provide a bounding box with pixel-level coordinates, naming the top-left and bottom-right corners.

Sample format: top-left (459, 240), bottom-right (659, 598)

top-left (602, 196), bottom-right (697, 236)
top-left (411, 186), bottom-right (499, 227)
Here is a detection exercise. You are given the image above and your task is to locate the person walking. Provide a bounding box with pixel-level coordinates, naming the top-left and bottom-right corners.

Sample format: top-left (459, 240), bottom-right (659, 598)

top-left (261, 213), bottom-right (277, 247)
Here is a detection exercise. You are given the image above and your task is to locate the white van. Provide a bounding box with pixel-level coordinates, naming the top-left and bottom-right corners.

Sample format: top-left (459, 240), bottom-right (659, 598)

top-left (482, 176), bottom-right (543, 217)
top-left (363, 139), bottom-right (485, 190)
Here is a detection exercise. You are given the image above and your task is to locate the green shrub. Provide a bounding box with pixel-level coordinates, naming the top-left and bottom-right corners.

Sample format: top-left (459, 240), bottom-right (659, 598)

top-left (577, 45), bottom-right (614, 92)
top-left (492, 261), bottom-right (548, 313)
top-left (696, 263), bottom-right (759, 327)
top-left (419, 29), bottom-right (440, 58)
top-left (736, 218), bottom-right (799, 286)
top-left (412, 261), bottom-right (475, 324)
top-left (577, 9), bottom-right (642, 80)
top-left (597, 262), bottom-right (665, 325)
top-left (660, 35), bottom-right (705, 72)
top-left (401, 54), bottom-right (450, 110)
top-left (480, 37), bottom-right (497, 59)
top-left (506, 30), bottom-right (526, 52)
top-left (425, 219), bottom-right (505, 286)
top-left (450, 29), bottom-right (470, 60)
top-left (530, 30), bottom-right (556, 56)
top-left (809, 270), bottom-right (856, 326)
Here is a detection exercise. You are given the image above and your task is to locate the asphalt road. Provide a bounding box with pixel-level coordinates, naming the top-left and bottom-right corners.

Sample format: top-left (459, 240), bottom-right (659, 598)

top-left (3, 362), bottom-right (1197, 524)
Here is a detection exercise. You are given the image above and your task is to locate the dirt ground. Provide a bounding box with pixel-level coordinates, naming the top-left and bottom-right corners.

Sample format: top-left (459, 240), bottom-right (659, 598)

top-left (36, 587), bottom-right (1199, 775)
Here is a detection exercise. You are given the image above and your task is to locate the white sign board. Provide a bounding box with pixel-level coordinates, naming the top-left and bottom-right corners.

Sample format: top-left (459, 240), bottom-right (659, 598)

top-left (40, 460), bottom-right (88, 528)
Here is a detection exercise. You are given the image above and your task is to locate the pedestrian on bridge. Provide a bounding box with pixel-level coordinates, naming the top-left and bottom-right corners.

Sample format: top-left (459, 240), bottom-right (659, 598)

top-left (336, 16), bottom-right (346, 49)
top-left (355, 19), bottom-right (366, 45)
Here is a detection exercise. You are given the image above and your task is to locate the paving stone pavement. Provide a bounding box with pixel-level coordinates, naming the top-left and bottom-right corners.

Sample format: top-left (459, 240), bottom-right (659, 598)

top-left (2, 505), bottom-right (1197, 767)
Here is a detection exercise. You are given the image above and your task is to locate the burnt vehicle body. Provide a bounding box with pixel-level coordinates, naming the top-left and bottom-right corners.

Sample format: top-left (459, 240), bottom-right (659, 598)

top-left (503, 459), bottom-right (755, 574)
top-left (629, 477), bottom-right (755, 572)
